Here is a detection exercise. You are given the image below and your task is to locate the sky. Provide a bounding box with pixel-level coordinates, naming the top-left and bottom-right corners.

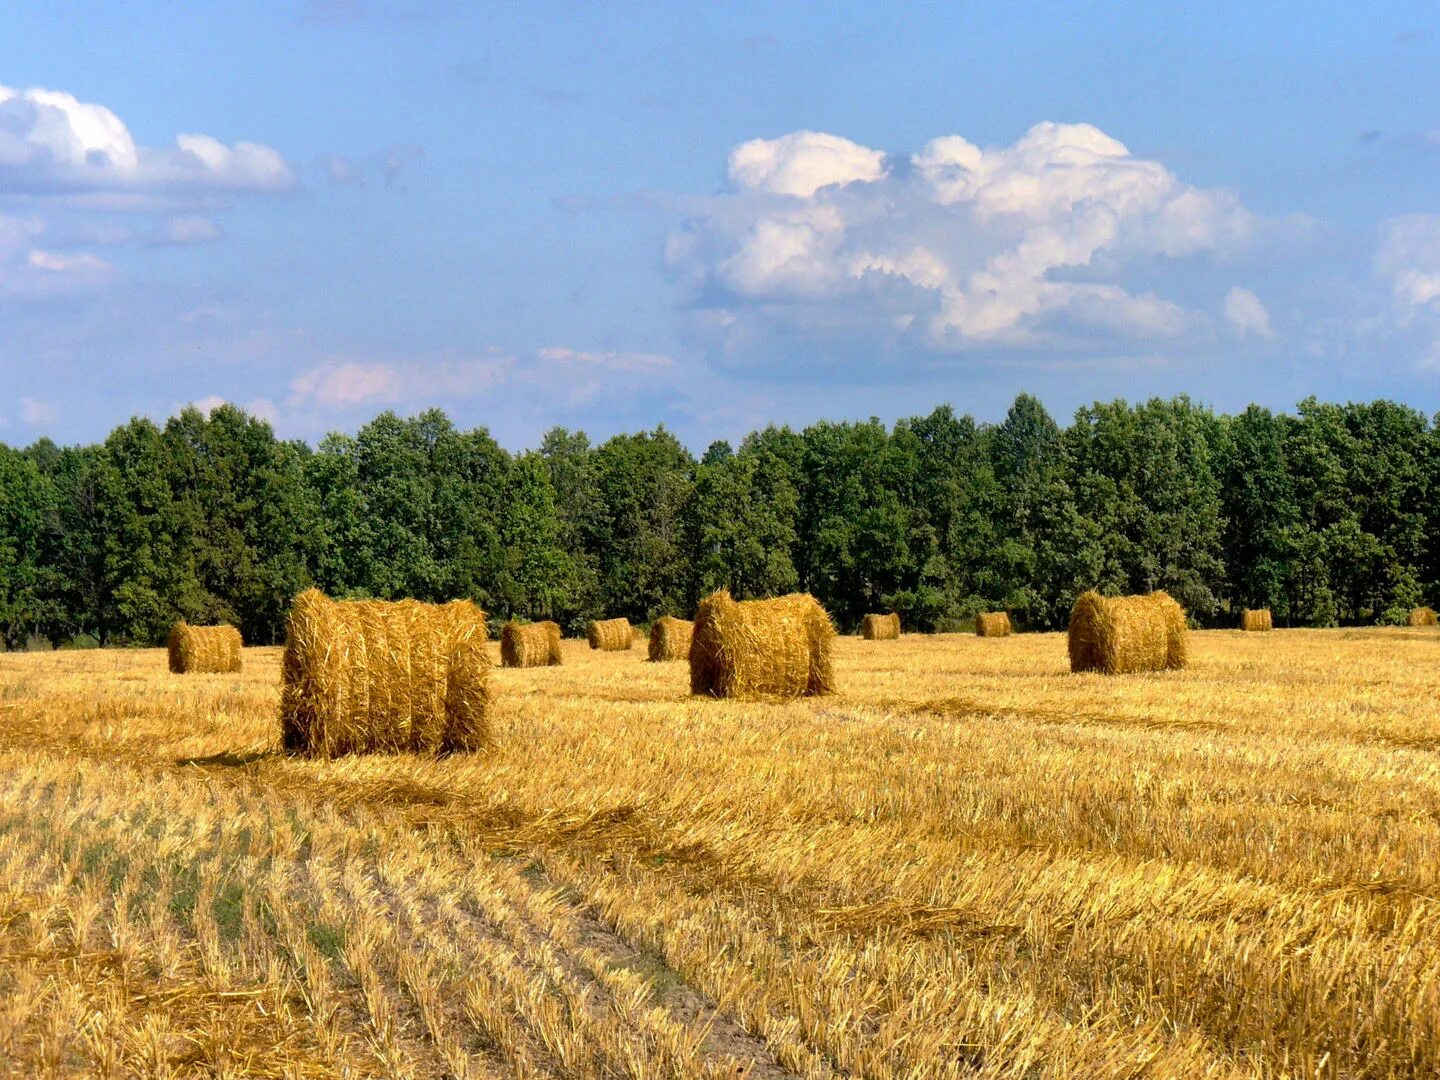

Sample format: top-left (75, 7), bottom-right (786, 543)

top-left (2, 1), bottom-right (1438, 451)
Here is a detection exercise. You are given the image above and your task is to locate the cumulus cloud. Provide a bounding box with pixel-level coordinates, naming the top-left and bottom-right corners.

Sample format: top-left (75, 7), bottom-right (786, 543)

top-left (0, 85), bottom-right (294, 194)
top-left (728, 131), bottom-right (886, 197)
top-left (669, 122), bottom-right (1257, 359)
top-left (1223, 286), bottom-right (1273, 338)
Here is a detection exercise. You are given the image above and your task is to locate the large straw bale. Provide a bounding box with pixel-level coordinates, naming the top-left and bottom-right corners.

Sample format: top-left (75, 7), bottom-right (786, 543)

top-left (587, 617), bottom-right (633, 651)
top-left (1409, 606), bottom-right (1438, 627)
top-left (279, 589), bottom-right (492, 758)
top-left (690, 589), bottom-right (836, 699)
top-left (975, 612), bottom-right (1012, 637)
top-left (501, 620), bottom-right (563, 668)
top-left (167, 622), bottom-right (243, 674)
top-left (860, 612), bottom-right (901, 640)
top-left (648, 616), bottom-right (693, 661)
top-left (1068, 591), bottom-right (1188, 675)
top-left (1240, 608), bottom-right (1273, 632)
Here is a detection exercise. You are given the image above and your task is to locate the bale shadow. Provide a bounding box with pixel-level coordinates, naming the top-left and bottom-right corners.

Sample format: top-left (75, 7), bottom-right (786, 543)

top-left (176, 749), bottom-right (278, 769)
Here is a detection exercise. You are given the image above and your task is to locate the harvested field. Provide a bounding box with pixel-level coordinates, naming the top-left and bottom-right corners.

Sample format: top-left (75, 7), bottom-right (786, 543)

top-left (2, 627), bottom-right (1439, 1077)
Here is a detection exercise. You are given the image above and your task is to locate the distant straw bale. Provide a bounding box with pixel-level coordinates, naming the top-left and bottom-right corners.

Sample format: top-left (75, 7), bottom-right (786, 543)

top-left (280, 589), bottom-right (492, 758)
top-left (1241, 608), bottom-right (1273, 632)
top-left (860, 613), bottom-right (901, 640)
top-left (167, 622), bottom-right (243, 674)
top-left (1068, 591), bottom-right (1188, 675)
top-left (690, 589), bottom-right (836, 699)
top-left (648, 616), bottom-right (693, 661)
top-left (975, 612), bottom-right (1012, 637)
top-left (587, 618), bottom-right (633, 651)
top-left (501, 620), bottom-right (563, 668)
top-left (1409, 606), bottom-right (1438, 627)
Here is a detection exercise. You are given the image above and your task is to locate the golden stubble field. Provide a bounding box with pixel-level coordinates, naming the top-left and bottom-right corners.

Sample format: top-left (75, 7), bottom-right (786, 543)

top-left (1, 627), bottom-right (1438, 1079)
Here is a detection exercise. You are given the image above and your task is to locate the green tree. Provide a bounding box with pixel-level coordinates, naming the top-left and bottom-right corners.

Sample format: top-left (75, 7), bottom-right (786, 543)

top-left (0, 445), bottom-right (55, 648)
top-left (94, 418), bottom-right (189, 643)
top-left (684, 447), bottom-right (799, 602)
top-left (592, 427), bottom-right (695, 620)
top-left (1218, 405), bottom-right (1298, 621)
top-left (162, 405), bottom-right (317, 642)
top-left (303, 432), bottom-right (370, 597)
top-left (498, 453), bottom-right (577, 619)
top-left (797, 419), bottom-right (916, 628)
top-left (1063, 397), bottom-right (1227, 620)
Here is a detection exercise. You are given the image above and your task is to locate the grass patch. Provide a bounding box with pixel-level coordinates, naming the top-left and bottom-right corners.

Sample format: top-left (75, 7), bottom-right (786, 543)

top-left (306, 921), bottom-right (346, 960)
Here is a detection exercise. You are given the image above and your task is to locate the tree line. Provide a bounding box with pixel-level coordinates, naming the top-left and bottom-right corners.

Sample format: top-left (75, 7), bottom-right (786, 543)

top-left (0, 393), bottom-right (1435, 649)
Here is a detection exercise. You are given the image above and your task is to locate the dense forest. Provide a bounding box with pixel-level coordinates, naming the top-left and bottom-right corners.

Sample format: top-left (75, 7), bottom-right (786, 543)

top-left (0, 394), bottom-right (1435, 648)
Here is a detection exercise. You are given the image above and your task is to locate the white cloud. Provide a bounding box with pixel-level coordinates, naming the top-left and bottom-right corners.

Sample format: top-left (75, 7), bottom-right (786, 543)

top-left (1223, 286), bottom-right (1273, 338)
top-left (0, 212), bottom-right (111, 295)
top-left (1376, 214), bottom-right (1440, 372)
top-left (248, 397), bottom-right (279, 423)
top-left (19, 397), bottom-right (57, 426)
top-left (288, 357), bottom-right (512, 411)
top-left (289, 361), bottom-right (407, 409)
top-left (188, 395), bottom-right (229, 415)
top-left (1378, 215), bottom-right (1440, 312)
top-left (728, 131), bottom-right (886, 197)
top-left (26, 249), bottom-right (110, 273)
top-left (0, 85), bottom-right (294, 194)
top-left (670, 121), bottom-right (1257, 356)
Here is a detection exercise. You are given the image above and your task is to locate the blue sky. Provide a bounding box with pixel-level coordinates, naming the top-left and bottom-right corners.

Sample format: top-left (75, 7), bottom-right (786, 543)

top-left (2, 1), bottom-right (1438, 449)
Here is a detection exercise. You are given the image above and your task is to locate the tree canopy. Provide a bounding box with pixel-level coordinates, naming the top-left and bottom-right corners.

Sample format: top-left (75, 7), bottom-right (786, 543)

top-left (1, 395), bottom-right (1434, 647)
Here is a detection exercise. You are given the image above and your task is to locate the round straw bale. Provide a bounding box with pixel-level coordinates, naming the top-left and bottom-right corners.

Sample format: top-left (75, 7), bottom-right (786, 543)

top-left (860, 612), bottom-right (901, 640)
top-left (648, 616), bottom-right (694, 661)
top-left (1409, 606), bottom-right (1438, 627)
top-left (1240, 608), bottom-right (1273, 632)
top-left (587, 617), bottom-right (633, 651)
top-left (1067, 591), bottom-right (1188, 675)
top-left (690, 589), bottom-right (836, 699)
top-left (167, 621), bottom-right (243, 674)
top-left (279, 589), bottom-right (492, 758)
top-left (501, 620), bottom-right (563, 668)
top-left (974, 612), bottom-right (1012, 637)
